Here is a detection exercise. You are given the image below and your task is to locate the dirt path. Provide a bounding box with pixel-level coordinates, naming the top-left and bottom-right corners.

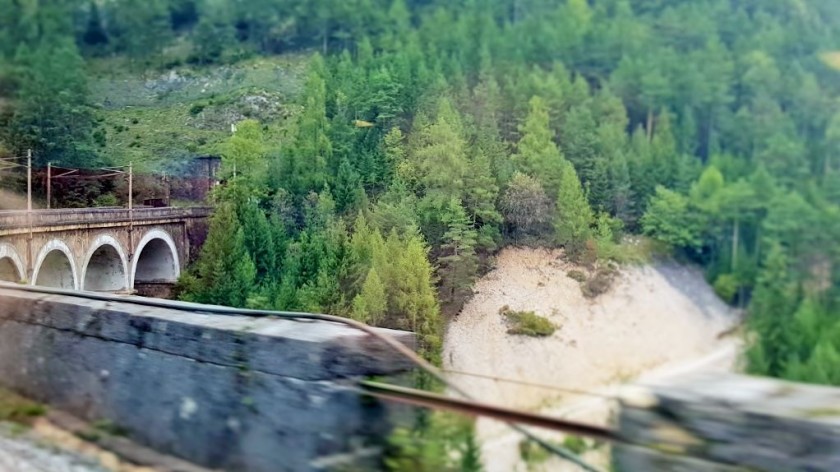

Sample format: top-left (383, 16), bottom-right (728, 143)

top-left (442, 247), bottom-right (741, 471)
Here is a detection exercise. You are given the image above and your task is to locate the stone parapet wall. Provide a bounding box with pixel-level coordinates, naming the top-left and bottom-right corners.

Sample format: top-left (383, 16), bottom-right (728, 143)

top-left (0, 287), bottom-right (416, 471)
top-left (615, 373), bottom-right (840, 471)
top-left (0, 207), bottom-right (212, 231)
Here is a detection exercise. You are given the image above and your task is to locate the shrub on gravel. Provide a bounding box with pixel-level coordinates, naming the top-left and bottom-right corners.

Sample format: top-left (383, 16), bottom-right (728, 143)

top-left (500, 308), bottom-right (556, 337)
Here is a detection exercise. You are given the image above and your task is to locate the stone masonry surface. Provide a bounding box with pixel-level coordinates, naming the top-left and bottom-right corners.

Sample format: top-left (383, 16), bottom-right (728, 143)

top-left (0, 286), bottom-right (416, 471)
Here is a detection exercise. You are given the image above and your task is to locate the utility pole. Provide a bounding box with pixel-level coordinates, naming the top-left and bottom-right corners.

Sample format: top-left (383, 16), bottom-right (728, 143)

top-left (128, 162), bottom-right (133, 211)
top-left (26, 149), bottom-right (32, 281)
top-left (26, 149), bottom-right (31, 213)
top-left (46, 162), bottom-right (51, 210)
top-left (164, 172), bottom-right (171, 206)
top-left (128, 162), bottom-right (134, 268)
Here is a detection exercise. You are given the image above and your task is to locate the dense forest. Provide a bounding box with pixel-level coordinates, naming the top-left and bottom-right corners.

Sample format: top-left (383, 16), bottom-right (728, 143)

top-left (3, 0), bottom-right (840, 412)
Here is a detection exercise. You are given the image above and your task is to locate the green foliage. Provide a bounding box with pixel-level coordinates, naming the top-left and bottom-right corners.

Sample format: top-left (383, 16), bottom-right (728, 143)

top-left (352, 268), bottom-right (387, 325)
top-left (641, 186), bottom-right (704, 251)
top-left (7, 38), bottom-right (96, 167)
top-left (20, 0), bottom-right (837, 394)
top-left (0, 388), bottom-right (47, 424)
top-left (385, 413), bottom-right (482, 472)
top-left (562, 435), bottom-right (589, 455)
top-left (500, 307), bottom-right (556, 337)
top-left (514, 96), bottom-right (565, 197)
top-left (713, 274), bottom-right (739, 304)
top-left (554, 161), bottom-right (594, 259)
top-left (179, 203), bottom-right (256, 307)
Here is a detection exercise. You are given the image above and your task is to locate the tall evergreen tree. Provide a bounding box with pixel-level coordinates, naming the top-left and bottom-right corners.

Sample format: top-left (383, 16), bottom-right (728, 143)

top-left (181, 204), bottom-right (256, 307)
top-left (513, 96), bottom-right (565, 197)
top-left (553, 161), bottom-right (593, 258)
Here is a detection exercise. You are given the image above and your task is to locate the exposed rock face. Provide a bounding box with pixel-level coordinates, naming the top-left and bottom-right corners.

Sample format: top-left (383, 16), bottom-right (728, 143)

top-left (0, 287), bottom-right (415, 471)
top-left (615, 373), bottom-right (840, 471)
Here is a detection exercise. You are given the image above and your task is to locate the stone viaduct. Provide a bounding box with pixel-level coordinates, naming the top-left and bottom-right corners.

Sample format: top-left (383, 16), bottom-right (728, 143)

top-left (0, 207), bottom-right (211, 297)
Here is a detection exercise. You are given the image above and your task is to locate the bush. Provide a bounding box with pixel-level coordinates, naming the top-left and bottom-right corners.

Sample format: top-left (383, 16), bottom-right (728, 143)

top-left (713, 273), bottom-right (739, 304)
top-left (500, 307), bottom-right (555, 337)
top-left (581, 266), bottom-right (617, 299)
top-left (519, 439), bottom-right (551, 465)
top-left (562, 435), bottom-right (588, 455)
top-left (567, 269), bottom-right (587, 283)
top-left (189, 102), bottom-right (206, 115)
top-left (93, 193), bottom-right (119, 207)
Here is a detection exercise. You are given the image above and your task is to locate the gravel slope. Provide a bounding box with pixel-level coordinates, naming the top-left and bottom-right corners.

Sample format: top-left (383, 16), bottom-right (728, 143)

top-left (442, 247), bottom-right (740, 471)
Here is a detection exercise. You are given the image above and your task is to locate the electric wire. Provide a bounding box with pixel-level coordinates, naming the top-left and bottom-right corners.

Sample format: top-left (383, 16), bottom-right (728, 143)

top-left (0, 282), bottom-right (606, 472)
top-left (442, 369), bottom-right (619, 400)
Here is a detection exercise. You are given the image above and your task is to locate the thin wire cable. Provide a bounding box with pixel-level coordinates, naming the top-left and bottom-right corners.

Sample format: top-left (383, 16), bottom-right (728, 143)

top-left (442, 369), bottom-right (619, 400)
top-left (0, 282), bottom-right (605, 472)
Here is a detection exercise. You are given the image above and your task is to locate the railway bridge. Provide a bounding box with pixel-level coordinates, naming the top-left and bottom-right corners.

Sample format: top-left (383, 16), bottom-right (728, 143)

top-left (0, 207), bottom-right (211, 296)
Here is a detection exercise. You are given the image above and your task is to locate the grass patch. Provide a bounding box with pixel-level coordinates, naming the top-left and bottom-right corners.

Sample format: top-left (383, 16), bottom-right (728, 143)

top-left (519, 439), bottom-right (552, 466)
top-left (519, 437), bottom-right (592, 469)
top-left (562, 435), bottom-right (589, 455)
top-left (500, 306), bottom-right (556, 337)
top-left (0, 388), bottom-right (47, 424)
top-left (89, 55), bottom-right (308, 171)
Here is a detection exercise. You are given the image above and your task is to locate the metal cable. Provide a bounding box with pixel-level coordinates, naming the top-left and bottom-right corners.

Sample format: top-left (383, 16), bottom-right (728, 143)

top-left (0, 282), bottom-right (605, 472)
top-left (442, 369), bottom-right (619, 400)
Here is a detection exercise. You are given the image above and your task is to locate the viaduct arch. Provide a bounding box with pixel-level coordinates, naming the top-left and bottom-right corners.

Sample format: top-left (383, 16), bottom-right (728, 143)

top-left (0, 243), bottom-right (24, 283)
top-left (0, 207), bottom-right (210, 296)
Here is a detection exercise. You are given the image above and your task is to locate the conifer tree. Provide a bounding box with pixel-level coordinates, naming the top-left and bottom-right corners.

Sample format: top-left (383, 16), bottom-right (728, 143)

top-left (513, 96), bottom-right (565, 197)
top-left (239, 201), bottom-right (276, 283)
top-left (352, 268), bottom-right (388, 325)
top-left (438, 199), bottom-right (479, 308)
top-left (553, 162), bottom-right (593, 258)
top-left (282, 55), bottom-right (332, 198)
top-left (181, 204), bottom-right (256, 307)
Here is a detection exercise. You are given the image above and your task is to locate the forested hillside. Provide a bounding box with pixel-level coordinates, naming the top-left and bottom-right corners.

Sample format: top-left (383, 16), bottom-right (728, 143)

top-left (2, 0), bottom-right (840, 391)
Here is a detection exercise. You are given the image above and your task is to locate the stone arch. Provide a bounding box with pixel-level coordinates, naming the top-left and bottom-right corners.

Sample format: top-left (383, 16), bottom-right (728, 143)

top-left (32, 240), bottom-right (78, 290)
top-left (0, 243), bottom-right (25, 283)
top-left (81, 234), bottom-right (129, 292)
top-left (132, 229), bottom-right (181, 288)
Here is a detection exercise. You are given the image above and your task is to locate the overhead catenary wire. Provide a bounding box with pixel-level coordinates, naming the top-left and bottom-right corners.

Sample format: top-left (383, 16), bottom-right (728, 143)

top-left (0, 282), bottom-right (606, 472)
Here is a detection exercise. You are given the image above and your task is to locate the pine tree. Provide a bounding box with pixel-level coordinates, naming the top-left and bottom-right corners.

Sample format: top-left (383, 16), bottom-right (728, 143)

top-left (282, 55), bottom-right (332, 198)
top-left (438, 199), bottom-right (479, 308)
top-left (181, 203), bottom-right (256, 307)
top-left (747, 241), bottom-right (799, 377)
top-left (410, 97), bottom-right (469, 205)
top-left (464, 147), bottom-right (502, 251)
top-left (513, 96), bottom-right (565, 196)
top-left (239, 201), bottom-right (276, 283)
top-left (553, 161), bottom-right (594, 258)
top-left (352, 268), bottom-right (388, 325)
top-left (10, 38), bottom-right (96, 167)
top-left (334, 158), bottom-right (365, 214)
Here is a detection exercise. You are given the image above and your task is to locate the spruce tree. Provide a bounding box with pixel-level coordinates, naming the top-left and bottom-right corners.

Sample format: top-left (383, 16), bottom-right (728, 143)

top-left (438, 199), bottom-right (479, 308)
top-left (352, 268), bottom-right (388, 325)
top-left (553, 161), bottom-right (594, 258)
top-left (513, 96), bottom-right (565, 197)
top-left (181, 203), bottom-right (256, 307)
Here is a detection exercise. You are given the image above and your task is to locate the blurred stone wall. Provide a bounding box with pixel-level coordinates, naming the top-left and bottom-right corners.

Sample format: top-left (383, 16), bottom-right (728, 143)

top-left (0, 287), bottom-right (416, 471)
top-left (615, 373), bottom-right (840, 471)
